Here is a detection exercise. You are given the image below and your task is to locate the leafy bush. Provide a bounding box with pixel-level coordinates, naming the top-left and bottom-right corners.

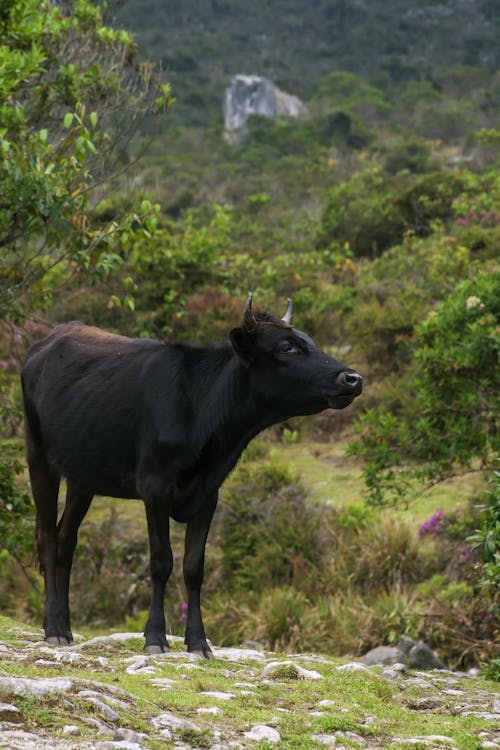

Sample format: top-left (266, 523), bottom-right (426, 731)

top-left (352, 268), bottom-right (499, 504)
top-left (318, 167), bottom-right (405, 257)
top-left (0, 0), bottom-right (169, 322)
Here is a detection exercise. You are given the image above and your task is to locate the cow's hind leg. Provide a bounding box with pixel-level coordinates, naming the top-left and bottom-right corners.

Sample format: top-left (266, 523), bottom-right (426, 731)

top-left (26, 429), bottom-right (61, 643)
top-left (144, 491), bottom-right (173, 654)
top-left (54, 484), bottom-right (93, 644)
top-left (183, 494), bottom-right (218, 658)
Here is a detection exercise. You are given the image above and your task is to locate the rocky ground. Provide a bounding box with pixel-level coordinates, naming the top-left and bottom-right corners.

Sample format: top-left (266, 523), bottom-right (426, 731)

top-left (0, 622), bottom-right (498, 750)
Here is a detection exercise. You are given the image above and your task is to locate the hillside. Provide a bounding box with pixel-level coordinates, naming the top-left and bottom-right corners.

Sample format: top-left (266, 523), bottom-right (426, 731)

top-left (0, 616), bottom-right (499, 750)
top-left (112, 0), bottom-right (500, 127)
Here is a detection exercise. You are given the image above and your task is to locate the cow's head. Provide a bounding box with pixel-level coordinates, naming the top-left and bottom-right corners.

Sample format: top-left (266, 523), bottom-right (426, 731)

top-left (230, 293), bottom-right (362, 417)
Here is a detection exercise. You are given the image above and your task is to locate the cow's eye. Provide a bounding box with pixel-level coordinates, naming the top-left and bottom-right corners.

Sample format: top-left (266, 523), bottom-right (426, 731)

top-left (276, 341), bottom-right (298, 354)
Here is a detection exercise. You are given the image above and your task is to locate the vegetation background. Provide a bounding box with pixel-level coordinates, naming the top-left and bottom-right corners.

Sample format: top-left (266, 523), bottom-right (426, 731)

top-left (0, 0), bottom-right (498, 674)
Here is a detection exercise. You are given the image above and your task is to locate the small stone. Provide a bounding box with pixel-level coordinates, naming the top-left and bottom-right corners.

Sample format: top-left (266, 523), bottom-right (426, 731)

top-left (462, 711), bottom-right (500, 720)
top-left (199, 691), bottom-right (235, 700)
top-left (0, 676), bottom-right (75, 697)
top-left (77, 692), bottom-right (120, 721)
top-left (57, 650), bottom-right (84, 664)
top-left (197, 706), bottom-right (223, 716)
top-left (96, 656), bottom-right (109, 667)
top-left (0, 702), bottom-right (23, 723)
top-left (244, 725), bottom-right (281, 743)
top-left (152, 712), bottom-right (201, 732)
top-left (84, 717), bottom-right (114, 735)
top-left (62, 725), bottom-right (80, 735)
top-left (125, 656), bottom-right (154, 674)
top-left (381, 667), bottom-right (402, 679)
top-left (115, 728), bottom-right (144, 744)
top-left (311, 735), bottom-right (336, 746)
top-left (214, 647), bottom-right (266, 662)
top-left (405, 696), bottom-right (444, 710)
top-left (405, 677), bottom-right (434, 689)
top-left (72, 632), bottom-right (146, 649)
top-left (78, 689), bottom-right (129, 709)
top-left (336, 662), bottom-right (370, 673)
top-left (262, 660), bottom-right (322, 680)
top-left (392, 662), bottom-right (407, 672)
top-left (150, 677), bottom-right (176, 689)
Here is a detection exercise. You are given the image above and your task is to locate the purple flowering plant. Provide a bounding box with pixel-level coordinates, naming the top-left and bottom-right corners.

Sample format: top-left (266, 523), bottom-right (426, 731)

top-left (418, 509), bottom-right (448, 538)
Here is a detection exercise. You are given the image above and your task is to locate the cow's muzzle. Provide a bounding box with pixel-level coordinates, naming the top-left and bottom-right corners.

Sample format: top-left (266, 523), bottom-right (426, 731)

top-left (326, 370), bottom-right (363, 409)
top-left (336, 370), bottom-right (363, 395)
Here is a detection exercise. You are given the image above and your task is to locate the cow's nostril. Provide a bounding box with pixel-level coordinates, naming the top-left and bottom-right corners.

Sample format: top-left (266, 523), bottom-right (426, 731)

top-left (342, 371), bottom-right (363, 389)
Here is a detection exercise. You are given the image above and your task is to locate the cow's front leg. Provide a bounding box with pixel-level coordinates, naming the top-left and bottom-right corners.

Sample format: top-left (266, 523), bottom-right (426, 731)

top-left (183, 493), bottom-right (218, 658)
top-left (144, 491), bottom-right (173, 654)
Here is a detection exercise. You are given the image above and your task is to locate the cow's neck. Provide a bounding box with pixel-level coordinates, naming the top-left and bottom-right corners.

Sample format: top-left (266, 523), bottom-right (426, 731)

top-left (194, 346), bottom-right (275, 453)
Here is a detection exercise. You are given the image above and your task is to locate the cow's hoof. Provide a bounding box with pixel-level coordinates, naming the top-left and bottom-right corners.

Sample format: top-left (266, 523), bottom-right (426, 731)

top-left (145, 644), bottom-right (170, 655)
top-left (45, 635), bottom-right (72, 646)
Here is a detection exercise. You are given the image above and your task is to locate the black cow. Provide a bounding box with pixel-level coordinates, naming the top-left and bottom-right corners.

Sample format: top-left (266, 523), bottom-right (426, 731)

top-left (21, 294), bottom-right (362, 656)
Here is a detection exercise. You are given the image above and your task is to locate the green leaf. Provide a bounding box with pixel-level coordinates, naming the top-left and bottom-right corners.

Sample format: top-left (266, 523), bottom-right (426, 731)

top-left (39, 128), bottom-right (48, 143)
top-left (64, 112), bottom-right (74, 129)
top-left (90, 111), bottom-right (98, 128)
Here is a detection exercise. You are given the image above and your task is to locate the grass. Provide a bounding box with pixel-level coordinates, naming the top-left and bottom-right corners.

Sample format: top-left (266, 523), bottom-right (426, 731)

top-left (0, 615), bottom-right (498, 750)
top-left (261, 438), bottom-right (487, 524)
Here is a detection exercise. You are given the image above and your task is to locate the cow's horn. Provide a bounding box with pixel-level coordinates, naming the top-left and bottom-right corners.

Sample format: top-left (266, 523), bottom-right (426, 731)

top-left (282, 298), bottom-right (293, 325)
top-left (243, 291), bottom-right (256, 329)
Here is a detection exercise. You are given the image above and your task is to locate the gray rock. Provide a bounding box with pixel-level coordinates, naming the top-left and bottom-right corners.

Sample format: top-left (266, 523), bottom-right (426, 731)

top-left (361, 636), bottom-right (445, 670)
top-left (199, 690), bottom-right (236, 700)
top-left (197, 706), bottom-right (223, 716)
top-left (83, 717), bottom-right (114, 735)
top-left (0, 702), bottom-right (24, 722)
top-left (114, 728), bottom-right (144, 744)
top-left (244, 725), bottom-right (281, 743)
top-left (0, 676), bottom-right (75, 697)
top-left (62, 725), bottom-right (81, 736)
top-left (223, 75), bottom-right (308, 143)
top-left (262, 660), bottom-right (322, 680)
top-left (336, 662), bottom-right (370, 673)
top-left (152, 711), bottom-right (201, 732)
top-left (77, 693), bottom-right (120, 721)
top-left (214, 646), bottom-right (266, 662)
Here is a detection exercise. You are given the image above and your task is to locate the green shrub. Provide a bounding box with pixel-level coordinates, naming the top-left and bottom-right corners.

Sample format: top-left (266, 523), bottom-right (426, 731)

top-left (352, 268), bottom-right (499, 499)
top-left (318, 167), bottom-right (405, 257)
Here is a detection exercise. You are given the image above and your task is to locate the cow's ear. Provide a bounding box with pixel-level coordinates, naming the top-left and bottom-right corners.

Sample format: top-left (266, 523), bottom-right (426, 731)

top-left (230, 327), bottom-right (255, 365)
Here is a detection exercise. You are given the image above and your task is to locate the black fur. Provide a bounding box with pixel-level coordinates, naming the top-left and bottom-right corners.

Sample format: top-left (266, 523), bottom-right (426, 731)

top-left (21, 310), bottom-right (362, 655)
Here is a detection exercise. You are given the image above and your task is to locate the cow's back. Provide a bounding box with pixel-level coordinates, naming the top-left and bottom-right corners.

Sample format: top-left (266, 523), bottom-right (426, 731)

top-left (22, 322), bottom-right (165, 497)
